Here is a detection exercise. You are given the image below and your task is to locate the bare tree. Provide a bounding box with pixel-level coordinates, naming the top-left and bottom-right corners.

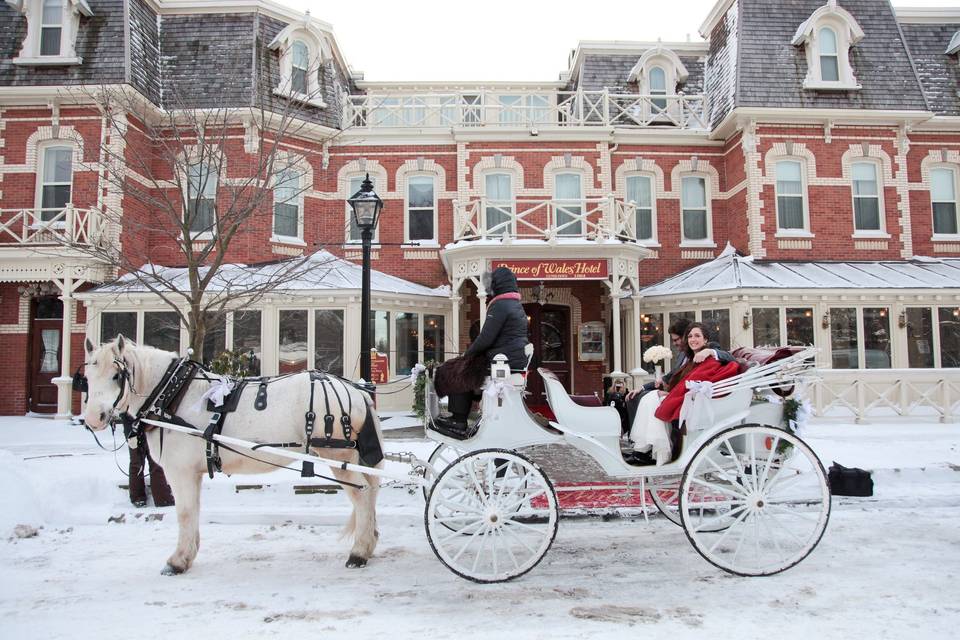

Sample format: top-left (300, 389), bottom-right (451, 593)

top-left (52, 81), bottom-right (347, 357)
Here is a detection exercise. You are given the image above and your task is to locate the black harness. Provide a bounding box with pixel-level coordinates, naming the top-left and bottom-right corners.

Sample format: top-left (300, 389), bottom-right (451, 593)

top-left (84, 358), bottom-right (383, 482)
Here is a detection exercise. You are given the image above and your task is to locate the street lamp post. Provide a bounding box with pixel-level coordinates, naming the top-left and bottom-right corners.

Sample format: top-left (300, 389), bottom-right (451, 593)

top-left (347, 174), bottom-right (384, 384)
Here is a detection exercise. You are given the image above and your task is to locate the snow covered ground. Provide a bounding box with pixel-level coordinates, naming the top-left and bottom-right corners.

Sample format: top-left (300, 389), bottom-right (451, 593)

top-left (2, 415), bottom-right (959, 639)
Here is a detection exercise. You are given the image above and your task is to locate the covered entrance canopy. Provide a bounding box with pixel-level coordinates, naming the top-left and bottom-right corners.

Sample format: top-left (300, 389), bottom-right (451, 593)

top-left (442, 238), bottom-right (653, 396)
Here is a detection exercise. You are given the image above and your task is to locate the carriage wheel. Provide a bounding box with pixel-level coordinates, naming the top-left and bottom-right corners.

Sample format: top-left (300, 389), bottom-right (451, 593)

top-left (421, 443), bottom-right (463, 501)
top-left (425, 449), bottom-right (559, 583)
top-left (650, 476), bottom-right (733, 533)
top-left (679, 424), bottom-right (830, 577)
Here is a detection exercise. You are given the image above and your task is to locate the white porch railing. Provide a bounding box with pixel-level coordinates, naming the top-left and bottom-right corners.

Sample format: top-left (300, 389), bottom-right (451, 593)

top-left (809, 369), bottom-right (960, 422)
top-left (0, 206), bottom-right (105, 246)
top-left (454, 196), bottom-right (640, 242)
top-left (344, 90), bottom-right (709, 130)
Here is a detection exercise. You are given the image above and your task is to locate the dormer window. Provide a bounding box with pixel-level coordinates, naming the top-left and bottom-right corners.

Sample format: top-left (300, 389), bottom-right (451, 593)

top-left (268, 22), bottom-right (330, 109)
top-left (792, 0), bottom-right (864, 91)
top-left (627, 47), bottom-right (689, 121)
top-left (8, 0), bottom-right (93, 65)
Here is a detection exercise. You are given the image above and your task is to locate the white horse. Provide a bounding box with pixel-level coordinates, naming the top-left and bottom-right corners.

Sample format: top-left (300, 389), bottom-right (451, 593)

top-left (82, 335), bottom-right (383, 575)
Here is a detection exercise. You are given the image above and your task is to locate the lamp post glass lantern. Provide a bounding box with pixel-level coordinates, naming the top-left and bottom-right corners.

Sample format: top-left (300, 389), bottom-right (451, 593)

top-left (347, 174), bottom-right (384, 384)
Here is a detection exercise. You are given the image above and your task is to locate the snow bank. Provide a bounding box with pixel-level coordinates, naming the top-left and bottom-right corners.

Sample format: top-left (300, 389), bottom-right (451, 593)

top-left (0, 450), bottom-right (44, 536)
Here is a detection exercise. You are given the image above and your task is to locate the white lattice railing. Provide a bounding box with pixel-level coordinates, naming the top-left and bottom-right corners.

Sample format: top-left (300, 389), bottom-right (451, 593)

top-left (0, 206), bottom-right (106, 246)
top-left (454, 196), bottom-right (641, 242)
top-left (809, 369), bottom-right (960, 422)
top-left (344, 90), bottom-right (708, 130)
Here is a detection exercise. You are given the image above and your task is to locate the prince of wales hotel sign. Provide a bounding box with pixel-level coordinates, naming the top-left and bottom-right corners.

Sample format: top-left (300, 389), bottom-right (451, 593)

top-left (489, 259), bottom-right (609, 280)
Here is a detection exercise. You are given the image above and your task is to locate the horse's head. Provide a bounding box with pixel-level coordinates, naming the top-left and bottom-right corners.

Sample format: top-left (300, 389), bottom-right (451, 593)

top-left (82, 334), bottom-right (137, 430)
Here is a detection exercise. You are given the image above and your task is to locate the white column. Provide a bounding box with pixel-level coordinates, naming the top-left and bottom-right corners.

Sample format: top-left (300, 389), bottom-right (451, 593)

top-left (54, 276), bottom-right (74, 419)
top-left (477, 280), bottom-right (488, 329)
top-left (610, 291), bottom-right (623, 374)
top-left (261, 301), bottom-right (278, 377)
top-left (449, 293), bottom-right (461, 357)
top-left (632, 294), bottom-right (642, 371)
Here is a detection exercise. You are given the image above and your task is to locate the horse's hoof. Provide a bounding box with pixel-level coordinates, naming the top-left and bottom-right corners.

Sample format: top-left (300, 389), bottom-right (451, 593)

top-left (345, 555), bottom-right (367, 568)
top-left (161, 564), bottom-right (185, 576)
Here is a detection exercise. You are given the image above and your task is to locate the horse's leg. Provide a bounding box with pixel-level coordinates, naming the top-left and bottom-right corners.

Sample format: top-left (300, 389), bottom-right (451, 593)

top-left (162, 469), bottom-right (202, 576)
top-left (331, 465), bottom-right (381, 568)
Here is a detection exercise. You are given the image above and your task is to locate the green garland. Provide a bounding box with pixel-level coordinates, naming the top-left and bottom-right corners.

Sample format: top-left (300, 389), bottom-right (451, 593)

top-left (412, 360), bottom-right (435, 422)
top-left (782, 397), bottom-right (801, 433)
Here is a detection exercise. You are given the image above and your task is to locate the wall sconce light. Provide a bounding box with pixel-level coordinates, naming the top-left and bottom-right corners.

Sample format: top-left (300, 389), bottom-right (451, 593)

top-left (742, 311), bottom-right (752, 330)
top-left (898, 311), bottom-right (907, 329)
top-left (821, 311), bottom-right (831, 330)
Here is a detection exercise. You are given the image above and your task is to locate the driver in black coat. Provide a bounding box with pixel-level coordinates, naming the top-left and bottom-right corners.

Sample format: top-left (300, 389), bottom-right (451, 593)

top-left (445, 266), bottom-right (530, 431)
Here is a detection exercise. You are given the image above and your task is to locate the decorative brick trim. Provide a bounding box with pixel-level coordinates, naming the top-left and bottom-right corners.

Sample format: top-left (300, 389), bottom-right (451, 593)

top-left (933, 243), bottom-right (960, 253)
top-left (543, 156), bottom-right (599, 196)
top-left (338, 158), bottom-right (388, 195)
top-left (613, 156), bottom-right (667, 195)
top-left (854, 240), bottom-right (888, 251)
top-left (0, 296), bottom-right (30, 334)
top-left (344, 249), bottom-right (379, 261)
top-left (271, 243), bottom-right (304, 257)
top-left (396, 157), bottom-right (453, 198)
top-left (470, 154), bottom-right (525, 195)
top-left (894, 129), bottom-right (913, 258)
top-left (742, 122), bottom-right (765, 258)
top-left (403, 249), bottom-right (439, 259)
top-left (777, 239), bottom-right (812, 250)
top-left (681, 249), bottom-right (715, 259)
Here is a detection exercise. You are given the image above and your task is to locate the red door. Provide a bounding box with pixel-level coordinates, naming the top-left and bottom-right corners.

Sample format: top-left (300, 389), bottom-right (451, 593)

top-left (523, 303), bottom-right (570, 405)
top-left (28, 296), bottom-right (63, 413)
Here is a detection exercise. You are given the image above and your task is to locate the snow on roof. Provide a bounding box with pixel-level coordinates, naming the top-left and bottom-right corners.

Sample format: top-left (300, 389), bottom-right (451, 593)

top-left (640, 245), bottom-right (960, 297)
top-left (88, 250), bottom-right (449, 298)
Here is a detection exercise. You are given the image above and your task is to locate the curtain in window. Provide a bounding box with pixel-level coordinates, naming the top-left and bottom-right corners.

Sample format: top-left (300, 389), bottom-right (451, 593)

top-left (776, 160), bottom-right (805, 230)
top-left (555, 173), bottom-right (582, 236)
top-left (819, 27), bottom-right (840, 82)
top-left (41, 146), bottom-right (72, 222)
top-left (40, 0), bottom-right (62, 55)
top-left (649, 66), bottom-right (668, 111)
top-left (273, 169), bottom-right (300, 238)
top-left (681, 176), bottom-right (708, 240)
top-left (485, 173), bottom-right (513, 234)
top-left (932, 168), bottom-right (958, 235)
top-left (626, 175), bottom-right (653, 239)
top-left (852, 163), bottom-right (880, 231)
top-left (291, 41), bottom-right (309, 94)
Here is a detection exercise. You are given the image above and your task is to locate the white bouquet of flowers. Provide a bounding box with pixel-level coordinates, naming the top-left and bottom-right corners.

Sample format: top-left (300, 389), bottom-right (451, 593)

top-left (643, 346), bottom-right (673, 385)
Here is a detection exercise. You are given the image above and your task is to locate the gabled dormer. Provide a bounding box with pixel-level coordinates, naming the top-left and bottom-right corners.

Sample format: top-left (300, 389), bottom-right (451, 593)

top-left (792, 0), bottom-right (864, 91)
top-left (6, 0), bottom-right (92, 66)
top-left (267, 15), bottom-right (332, 108)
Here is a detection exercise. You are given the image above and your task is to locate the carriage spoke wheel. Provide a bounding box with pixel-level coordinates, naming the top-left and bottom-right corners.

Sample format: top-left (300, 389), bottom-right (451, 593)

top-left (650, 476), bottom-right (734, 532)
top-left (425, 449), bottom-right (559, 583)
top-left (680, 424), bottom-right (830, 577)
top-left (422, 444), bottom-right (463, 501)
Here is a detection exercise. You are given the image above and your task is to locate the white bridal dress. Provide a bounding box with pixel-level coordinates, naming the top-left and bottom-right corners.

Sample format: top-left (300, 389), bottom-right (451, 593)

top-left (628, 391), bottom-right (673, 465)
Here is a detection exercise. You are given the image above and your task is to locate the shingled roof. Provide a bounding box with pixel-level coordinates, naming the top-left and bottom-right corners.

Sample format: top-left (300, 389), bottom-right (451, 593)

top-left (736, 0), bottom-right (928, 112)
top-left (900, 21), bottom-right (960, 117)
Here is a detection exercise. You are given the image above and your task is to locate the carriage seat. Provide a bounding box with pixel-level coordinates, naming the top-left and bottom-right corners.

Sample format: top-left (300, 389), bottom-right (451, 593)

top-left (538, 368), bottom-right (621, 439)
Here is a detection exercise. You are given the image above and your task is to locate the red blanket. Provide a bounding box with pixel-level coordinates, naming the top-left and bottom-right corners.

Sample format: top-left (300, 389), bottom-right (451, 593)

top-left (654, 358), bottom-right (741, 423)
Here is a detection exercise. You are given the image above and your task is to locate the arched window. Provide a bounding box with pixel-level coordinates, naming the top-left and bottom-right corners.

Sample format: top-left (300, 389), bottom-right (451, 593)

top-left (554, 173), bottom-right (583, 236)
top-left (649, 66), bottom-right (667, 112)
top-left (291, 41), bottom-right (309, 95)
top-left (818, 27), bottom-right (839, 83)
top-left (484, 173), bottom-right (514, 235)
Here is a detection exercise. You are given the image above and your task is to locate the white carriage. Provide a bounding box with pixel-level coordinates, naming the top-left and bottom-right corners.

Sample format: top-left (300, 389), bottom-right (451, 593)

top-left (419, 348), bottom-right (830, 583)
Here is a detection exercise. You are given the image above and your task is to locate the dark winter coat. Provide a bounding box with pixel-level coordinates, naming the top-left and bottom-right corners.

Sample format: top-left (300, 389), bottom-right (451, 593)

top-left (465, 267), bottom-right (530, 370)
top-left (433, 352), bottom-right (489, 397)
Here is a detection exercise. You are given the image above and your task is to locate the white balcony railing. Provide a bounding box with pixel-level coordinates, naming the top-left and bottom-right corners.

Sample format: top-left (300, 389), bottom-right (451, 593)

top-left (809, 369), bottom-right (960, 422)
top-left (344, 90), bottom-right (709, 130)
top-left (455, 196), bottom-right (642, 242)
top-left (0, 206), bottom-right (105, 246)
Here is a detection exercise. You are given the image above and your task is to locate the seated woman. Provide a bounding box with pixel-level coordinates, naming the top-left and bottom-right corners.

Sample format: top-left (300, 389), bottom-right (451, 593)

top-left (629, 323), bottom-right (740, 465)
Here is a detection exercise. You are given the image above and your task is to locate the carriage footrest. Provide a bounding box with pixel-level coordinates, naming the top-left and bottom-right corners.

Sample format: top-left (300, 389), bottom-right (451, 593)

top-left (427, 418), bottom-right (477, 441)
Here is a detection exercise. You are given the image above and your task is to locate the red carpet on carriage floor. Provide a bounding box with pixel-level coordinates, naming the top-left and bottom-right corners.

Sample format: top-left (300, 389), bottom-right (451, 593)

top-left (547, 483), bottom-right (661, 510)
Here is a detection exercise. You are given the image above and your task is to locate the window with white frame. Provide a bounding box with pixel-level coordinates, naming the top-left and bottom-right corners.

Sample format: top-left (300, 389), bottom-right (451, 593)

top-left (37, 144), bottom-right (73, 223)
top-left (185, 162), bottom-right (217, 234)
top-left (554, 173), bottom-right (583, 236)
top-left (625, 174), bottom-right (655, 241)
top-left (10, 0), bottom-right (92, 65)
top-left (775, 159), bottom-right (807, 232)
top-left (680, 175), bottom-right (710, 243)
top-left (268, 26), bottom-right (326, 107)
top-left (406, 175), bottom-right (436, 242)
top-left (290, 41), bottom-right (310, 95)
top-left (851, 161), bottom-right (882, 233)
top-left (931, 167), bottom-right (959, 236)
top-left (792, 4), bottom-right (864, 90)
top-left (273, 168), bottom-right (302, 240)
top-left (346, 175), bottom-right (380, 243)
top-left (484, 173), bottom-right (514, 235)
top-left (649, 66), bottom-right (668, 112)
top-left (818, 27), bottom-right (840, 82)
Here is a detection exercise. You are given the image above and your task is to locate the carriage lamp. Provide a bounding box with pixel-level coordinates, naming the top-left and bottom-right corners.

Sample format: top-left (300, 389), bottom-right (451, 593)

top-left (347, 174), bottom-right (385, 385)
top-left (742, 311), bottom-right (752, 330)
top-left (821, 311), bottom-right (831, 330)
top-left (898, 311), bottom-right (908, 329)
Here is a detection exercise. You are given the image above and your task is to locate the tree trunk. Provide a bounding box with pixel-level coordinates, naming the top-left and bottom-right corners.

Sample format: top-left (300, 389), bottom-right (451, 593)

top-left (188, 304), bottom-right (206, 360)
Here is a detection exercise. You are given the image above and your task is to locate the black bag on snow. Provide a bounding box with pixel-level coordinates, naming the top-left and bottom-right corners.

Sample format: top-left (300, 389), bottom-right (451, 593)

top-left (828, 462), bottom-right (873, 497)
